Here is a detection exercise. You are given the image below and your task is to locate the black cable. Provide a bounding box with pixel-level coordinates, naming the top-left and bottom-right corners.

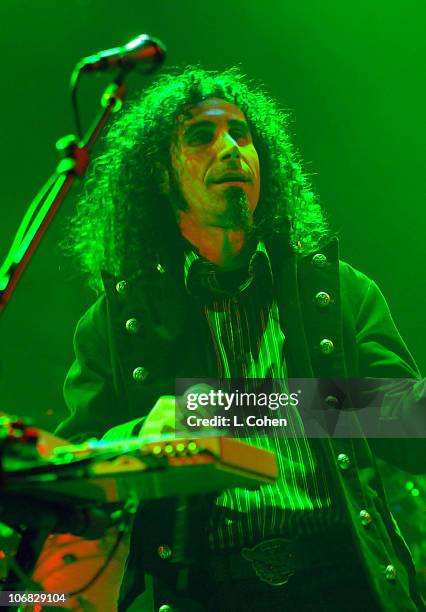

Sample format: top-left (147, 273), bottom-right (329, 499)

top-left (0, 510), bottom-right (131, 601)
top-left (0, 528), bottom-right (126, 599)
top-left (68, 526), bottom-right (127, 597)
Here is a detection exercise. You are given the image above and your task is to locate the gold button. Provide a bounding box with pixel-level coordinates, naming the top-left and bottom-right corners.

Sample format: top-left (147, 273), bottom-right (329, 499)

top-left (319, 338), bottom-right (334, 354)
top-left (132, 367), bottom-right (148, 382)
top-left (314, 291), bottom-right (331, 307)
top-left (337, 453), bottom-right (350, 470)
top-left (359, 510), bottom-right (372, 526)
top-left (125, 318), bottom-right (140, 334)
top-left (312, 253), bottom-right (328, 268)
top-left (325, 395), bottom-right (340, 409)
top-left (115, 280), bottom-right (127, 294)
top-left (157, 545), bottom-right (172, 560)
top-left (385, 564), bottom-right (397, 581)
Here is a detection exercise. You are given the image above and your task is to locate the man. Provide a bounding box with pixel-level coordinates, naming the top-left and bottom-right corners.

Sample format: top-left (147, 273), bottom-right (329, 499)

top-left (57, 67), bottom-right (425, 611)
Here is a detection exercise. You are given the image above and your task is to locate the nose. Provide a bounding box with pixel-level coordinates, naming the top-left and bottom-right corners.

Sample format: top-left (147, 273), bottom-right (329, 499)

top-left (218, 132), bottom-right (241, 162)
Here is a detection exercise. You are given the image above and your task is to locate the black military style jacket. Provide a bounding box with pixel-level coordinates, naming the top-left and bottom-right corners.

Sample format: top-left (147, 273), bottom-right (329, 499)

top-left (57, 235), bottom-right (426, 611)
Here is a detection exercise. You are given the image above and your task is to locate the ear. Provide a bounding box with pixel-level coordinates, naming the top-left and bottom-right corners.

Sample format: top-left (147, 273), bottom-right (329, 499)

top-left (161, 169), bottom-right (170, 195)
top-left (155, 163), bottom-right (170, 195)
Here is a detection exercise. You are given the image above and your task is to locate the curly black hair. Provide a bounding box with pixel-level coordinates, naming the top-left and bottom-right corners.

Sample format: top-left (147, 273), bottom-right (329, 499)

top-left (65, 66), bottom-right (331, 292)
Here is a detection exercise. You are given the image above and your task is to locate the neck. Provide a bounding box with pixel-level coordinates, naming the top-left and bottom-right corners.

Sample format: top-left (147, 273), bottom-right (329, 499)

top-left (179, 215), bottom-right (254, 270)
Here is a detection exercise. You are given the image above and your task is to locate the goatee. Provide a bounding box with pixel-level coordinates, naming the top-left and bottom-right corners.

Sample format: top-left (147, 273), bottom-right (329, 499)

top-left (222, 187), bottom-right (251, 230)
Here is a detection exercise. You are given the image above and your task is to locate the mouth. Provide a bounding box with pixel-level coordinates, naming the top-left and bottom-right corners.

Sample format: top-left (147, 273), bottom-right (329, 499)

top-left (209, 173), bottom-right (252, 184)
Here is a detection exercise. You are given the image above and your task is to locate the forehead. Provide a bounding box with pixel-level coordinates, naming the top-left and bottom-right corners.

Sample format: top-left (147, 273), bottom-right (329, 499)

top-left (178, 97), bottom-right (247, 126)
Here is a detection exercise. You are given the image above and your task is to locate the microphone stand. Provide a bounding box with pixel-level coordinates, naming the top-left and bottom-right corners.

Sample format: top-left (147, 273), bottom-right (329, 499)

top-left (0, 68), bottom-right (131, 606)
top-left (0, 77), bottom-right (126, 316)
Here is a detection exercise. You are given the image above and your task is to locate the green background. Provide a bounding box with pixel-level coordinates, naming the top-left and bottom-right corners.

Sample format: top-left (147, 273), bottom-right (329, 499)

top-left (0, 0), bottom-right (425, 434)
top-left (0, 0), bottom-right (425, 591)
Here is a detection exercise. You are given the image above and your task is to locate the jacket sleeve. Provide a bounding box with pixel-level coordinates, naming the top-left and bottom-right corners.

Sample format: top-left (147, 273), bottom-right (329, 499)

top-left (354, 276), bottom-right (426, 473)
top-left (55, 295), bottom-right (144, 443)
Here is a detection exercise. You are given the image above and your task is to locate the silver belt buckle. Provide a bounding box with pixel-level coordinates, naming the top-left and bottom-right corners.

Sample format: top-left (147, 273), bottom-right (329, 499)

top-left (241, 538), bottom-right (295, 587)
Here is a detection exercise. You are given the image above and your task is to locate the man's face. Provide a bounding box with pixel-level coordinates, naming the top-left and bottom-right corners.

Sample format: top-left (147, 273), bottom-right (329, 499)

top-left (169, 98), bottom-right (260, 231)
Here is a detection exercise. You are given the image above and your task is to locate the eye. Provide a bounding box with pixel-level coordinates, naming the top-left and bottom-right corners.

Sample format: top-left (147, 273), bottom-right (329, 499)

top-left (187, 129), bottom-right (213, 145)
top-left (229, 128), bottom-right (250, 143)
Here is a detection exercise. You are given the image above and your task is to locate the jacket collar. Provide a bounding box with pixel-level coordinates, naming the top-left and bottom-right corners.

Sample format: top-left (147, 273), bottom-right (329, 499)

top-left (101, 234), bottom-right (340, 358)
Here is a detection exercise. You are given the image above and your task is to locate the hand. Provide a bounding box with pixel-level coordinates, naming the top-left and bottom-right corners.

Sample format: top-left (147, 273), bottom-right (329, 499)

top-left (139, 395), bottom-right (183, 439)
top-left (139, 385), bottom-right (214, 440)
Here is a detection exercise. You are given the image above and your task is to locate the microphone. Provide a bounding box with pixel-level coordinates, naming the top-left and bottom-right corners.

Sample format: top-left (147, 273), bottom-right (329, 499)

top-left (77, 34), bottom-right (166, 74)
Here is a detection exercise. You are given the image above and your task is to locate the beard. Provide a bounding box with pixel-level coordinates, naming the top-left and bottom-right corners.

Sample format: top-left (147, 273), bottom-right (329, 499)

top-left (167, 171), bottom-right (253, 232)
top-left (217, 186), bottom-right (251, 231)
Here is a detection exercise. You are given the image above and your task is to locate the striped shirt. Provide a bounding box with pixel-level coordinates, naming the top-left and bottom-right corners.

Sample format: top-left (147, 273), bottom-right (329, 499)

top-left (184, 243), bottom-right (338, 550)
